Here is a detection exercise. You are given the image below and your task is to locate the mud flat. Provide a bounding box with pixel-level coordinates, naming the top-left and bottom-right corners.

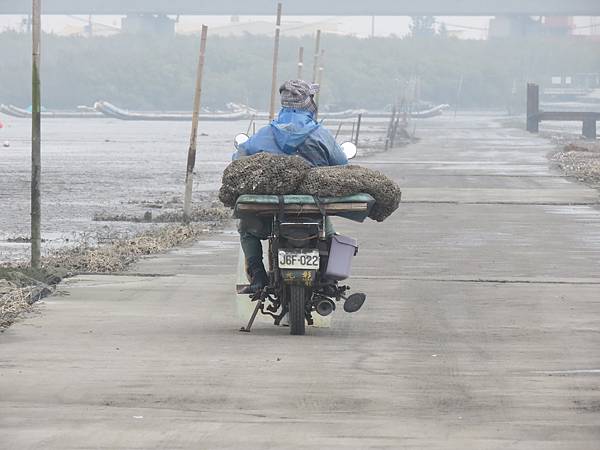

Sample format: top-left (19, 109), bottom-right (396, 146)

top-left (0, 118), bottom-right (246, 262)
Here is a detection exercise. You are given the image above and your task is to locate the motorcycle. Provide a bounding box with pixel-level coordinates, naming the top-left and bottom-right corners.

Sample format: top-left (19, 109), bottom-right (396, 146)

top-left (233, 133), bottom-right (372, 335)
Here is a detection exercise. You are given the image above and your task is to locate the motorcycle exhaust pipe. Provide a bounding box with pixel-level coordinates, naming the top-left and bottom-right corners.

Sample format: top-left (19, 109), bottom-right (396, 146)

top-left (316, 298), bottom-right (336, 317)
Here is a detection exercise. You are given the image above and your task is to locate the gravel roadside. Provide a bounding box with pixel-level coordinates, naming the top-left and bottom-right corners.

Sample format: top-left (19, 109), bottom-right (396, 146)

top-left (552, 141), bottom-right (600, 189)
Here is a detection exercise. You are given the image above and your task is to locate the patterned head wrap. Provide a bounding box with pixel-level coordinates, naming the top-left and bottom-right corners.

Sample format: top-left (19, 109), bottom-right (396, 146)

top-left (279, 79), bottom-right (320, 114)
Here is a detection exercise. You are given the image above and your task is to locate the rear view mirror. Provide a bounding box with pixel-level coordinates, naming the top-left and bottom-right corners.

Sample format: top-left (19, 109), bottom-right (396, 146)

top-left (340, 141), bottom-right (357, 160)
top-left (234, 133), bottom-right (250, 150)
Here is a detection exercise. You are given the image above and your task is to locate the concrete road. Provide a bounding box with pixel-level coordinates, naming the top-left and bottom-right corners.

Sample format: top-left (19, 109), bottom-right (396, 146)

top-left (2, 114), bottom-right (600, 449)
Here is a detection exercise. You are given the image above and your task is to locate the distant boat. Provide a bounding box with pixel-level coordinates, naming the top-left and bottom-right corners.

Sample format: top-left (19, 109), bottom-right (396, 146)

top-left (94, 101), bottom-right (250, 121)
top-left (0, 104), bottom-right (102, 118)
top-left (0, 102), bottom-right (449, 122)
top-left (95, 102), bottom-right (448, 122)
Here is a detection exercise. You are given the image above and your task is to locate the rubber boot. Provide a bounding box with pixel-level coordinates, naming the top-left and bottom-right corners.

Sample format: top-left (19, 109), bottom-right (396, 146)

top-left (241, 256), bottom-right (268, 294)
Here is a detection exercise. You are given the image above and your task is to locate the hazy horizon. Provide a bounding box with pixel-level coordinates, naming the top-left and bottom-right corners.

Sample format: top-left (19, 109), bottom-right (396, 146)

top-left (1, 14), bottom-right (599, 40)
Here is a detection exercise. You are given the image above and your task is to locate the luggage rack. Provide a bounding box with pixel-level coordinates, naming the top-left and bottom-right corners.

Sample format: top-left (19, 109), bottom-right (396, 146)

top-left (234, 194), bottom-right (375, 222)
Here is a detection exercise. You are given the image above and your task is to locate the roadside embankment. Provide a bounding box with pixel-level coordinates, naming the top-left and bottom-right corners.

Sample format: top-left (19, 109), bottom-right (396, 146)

top-left (552, 141), bottom-right (600, 188)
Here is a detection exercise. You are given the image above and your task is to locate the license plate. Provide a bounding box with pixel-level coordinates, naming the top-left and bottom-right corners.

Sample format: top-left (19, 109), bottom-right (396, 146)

top-left (278, 249), bottom-right (320, 270)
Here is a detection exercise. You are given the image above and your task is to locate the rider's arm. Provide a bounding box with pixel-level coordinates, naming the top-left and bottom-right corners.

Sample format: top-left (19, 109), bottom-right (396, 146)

top-left (232, 145), bottom-right (248, 160)
top-left (232, 127), bottom-right (274, 160)
top-left (316, 127), bottom-right (348, 166)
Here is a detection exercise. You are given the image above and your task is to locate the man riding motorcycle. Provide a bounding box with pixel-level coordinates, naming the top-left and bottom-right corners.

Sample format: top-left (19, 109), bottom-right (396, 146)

top-left (233, 79), bottom-right (348, 294)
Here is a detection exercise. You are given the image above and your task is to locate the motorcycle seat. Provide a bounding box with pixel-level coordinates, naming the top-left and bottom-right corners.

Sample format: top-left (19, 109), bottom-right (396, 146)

top-left (234, 194), bottom-right (375, 222)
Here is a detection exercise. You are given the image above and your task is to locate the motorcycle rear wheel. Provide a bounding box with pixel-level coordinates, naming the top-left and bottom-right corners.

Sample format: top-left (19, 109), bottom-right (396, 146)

top-left (288, 285), bottom-right (308, 335)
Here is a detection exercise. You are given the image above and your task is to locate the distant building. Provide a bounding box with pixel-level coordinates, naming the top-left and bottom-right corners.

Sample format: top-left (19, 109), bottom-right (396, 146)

top-left (542, 73), bottom-right (600, 102)
top-left (542, 16), bottom-right (574, 36)
top-left (489, 15), bottom-right (575, 38)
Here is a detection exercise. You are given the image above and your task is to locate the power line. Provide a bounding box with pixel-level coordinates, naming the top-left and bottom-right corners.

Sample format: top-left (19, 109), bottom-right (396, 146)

top-left (434, 19), bottom-right (487, 32)
top-left (67, 15), bottom-right (120, 31)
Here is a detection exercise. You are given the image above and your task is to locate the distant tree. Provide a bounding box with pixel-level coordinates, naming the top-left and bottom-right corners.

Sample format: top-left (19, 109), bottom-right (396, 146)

top-left (409, 16), bottom-right (436, 38)
top-left (0, 31), bottom-right (598, 110)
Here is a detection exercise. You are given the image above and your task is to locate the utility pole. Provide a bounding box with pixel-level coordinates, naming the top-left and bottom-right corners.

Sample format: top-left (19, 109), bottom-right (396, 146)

top-left (31, 0), bottom-right (41, 269)
top-left (183, 24), bottom-right (208, 223)
top-left (268, 3), bottom-right (282, 121)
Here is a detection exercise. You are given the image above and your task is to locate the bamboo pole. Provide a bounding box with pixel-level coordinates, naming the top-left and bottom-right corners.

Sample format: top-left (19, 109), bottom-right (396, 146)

top-left (312, 29), bottom-right (321, 83)
top-left (31, 0), bottom-right (41, 269)
top-left (268, 3), bottom-right (282, 121)
top-left (314, 49), bottom-right (324, 120)
top-left (390, 111), bottom-right (401, 148)
top-left (297, 46), bottom-right (304, 79)
top-left (183, 24), bottom-right (208, 223)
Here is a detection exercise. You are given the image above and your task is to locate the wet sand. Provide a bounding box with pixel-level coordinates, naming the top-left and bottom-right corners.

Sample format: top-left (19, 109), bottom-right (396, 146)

top-left (0, 118), bottom-right (249, 261)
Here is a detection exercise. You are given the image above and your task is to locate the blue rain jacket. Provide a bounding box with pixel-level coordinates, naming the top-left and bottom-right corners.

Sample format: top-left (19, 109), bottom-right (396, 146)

top-left (233, 108), bottom-right (348, 167)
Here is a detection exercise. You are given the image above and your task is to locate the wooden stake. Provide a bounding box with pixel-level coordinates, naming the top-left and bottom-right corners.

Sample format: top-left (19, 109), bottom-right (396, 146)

top-left (312, 29), bottom-right (321, 83)
top-left (354, 113), bottom-right (362, 146)
top-left (334, 122), bottom-right (343, 139)
top-left (31, 0), bottom-right (41, 269)
top-left (268, 3), bottom-right (282, 122)
top-left (384, 106), bottom-right (397, 151)
top-left (454, 74), bottom-right (463, 119)
top-left (183, 24), bottom-right (208, 223)
top-left (526, 83), bottom-right (540, 133)
top-left (297, 46), bottom-right (304, 79)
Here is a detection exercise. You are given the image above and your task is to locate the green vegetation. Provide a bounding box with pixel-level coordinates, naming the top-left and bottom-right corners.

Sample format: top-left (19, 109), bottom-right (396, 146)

top-left (0, 31), bottom-right (598, 111)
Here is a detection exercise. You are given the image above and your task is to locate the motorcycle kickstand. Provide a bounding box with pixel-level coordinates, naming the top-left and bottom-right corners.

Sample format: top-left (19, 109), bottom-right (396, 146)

top-left (240, 294), bottom-right (264, 333)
